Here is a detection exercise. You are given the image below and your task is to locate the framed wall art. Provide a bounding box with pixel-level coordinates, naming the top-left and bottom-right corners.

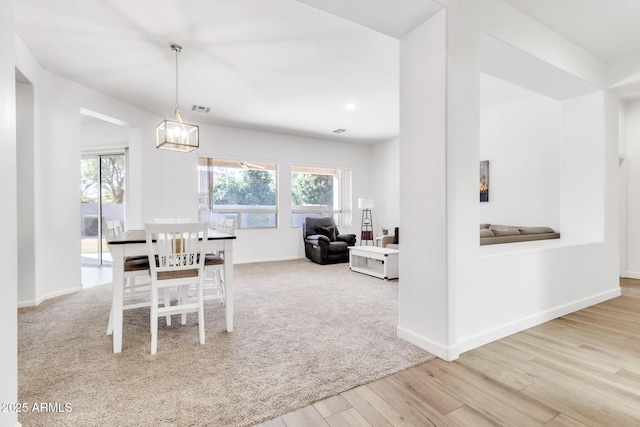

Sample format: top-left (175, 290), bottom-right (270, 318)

top-left (480, 160), bottom-right (489, 202)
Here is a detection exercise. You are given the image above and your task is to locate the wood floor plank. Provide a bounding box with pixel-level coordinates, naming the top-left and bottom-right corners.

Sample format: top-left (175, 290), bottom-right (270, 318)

top-left (313, 395), bottom-right (352, 418)
top-left (325, 408), bottom-right (372, 427)
top-left (281, 406), bottom-right (329, 427)
top-left (255, 417), bottom-right (287, 427)
top-left (431, 357), bottom-right (558, 424)
top-left (522, 383), bottom-right (640, 427)
top-left (544, 414), bottom-right (590, 427)
top-left (481, 339), bottom-right (536, 363)
top-left (341, 385), bottom-right (414, 427)
top-left (446, 405), bottom-right (504, 427)
top-left (528, 355), bottom-right (640, 410)
top-left (503, 331), bottom-right (623, 373)
top-left (391, 367), bottom-right (464, 415)
top-left (562, 309), bottom-right (640, 338)
top-left (616, 365), bottom-right (640, 382)
top-left (547, 316), bottom-right (632, 346)
top-left (456, 347), bottom-right (534, 391)
top-left (368, 375), bottom-right (456, 426)
top-left (413, 363), bottom-right (546, 427)
top-left (523, 324), bottom-right (640, 372)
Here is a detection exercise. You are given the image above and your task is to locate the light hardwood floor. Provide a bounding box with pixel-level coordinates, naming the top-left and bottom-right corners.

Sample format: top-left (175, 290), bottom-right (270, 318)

top-left (258, 278), bottom-right (640, 427)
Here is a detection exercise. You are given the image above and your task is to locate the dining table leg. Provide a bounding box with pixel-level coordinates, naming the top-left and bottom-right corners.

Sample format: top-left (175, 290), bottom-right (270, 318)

top-left (223, 247), bottom-right (233, 332)
top-left (111, 252), bottom-right (124, 353)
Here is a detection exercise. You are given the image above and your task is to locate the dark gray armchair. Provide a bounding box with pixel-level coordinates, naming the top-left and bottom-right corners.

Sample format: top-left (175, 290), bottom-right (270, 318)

top-left (302, 217), bottom-right (356, 264)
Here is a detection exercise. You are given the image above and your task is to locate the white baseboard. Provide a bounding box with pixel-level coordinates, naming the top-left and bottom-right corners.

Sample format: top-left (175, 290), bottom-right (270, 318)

top-left (455, 287), bottom-right (621, 354)
top-left (621, 271), bottom-right (640, 279)
top-left (18, 286), bottom-right (81, 308)
top-left (233, 256), bottom-right (305, 265)
top-left (397, 326), bottom-right (459, 361)
top-left (398, 288), bottom-right (621, 359)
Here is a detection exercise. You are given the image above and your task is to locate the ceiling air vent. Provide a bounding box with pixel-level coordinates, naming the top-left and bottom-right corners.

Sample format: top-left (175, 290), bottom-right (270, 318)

top-left (333, 129), bottom-right (348, 134)
top-left (192, 105), bottom-right (211, 113)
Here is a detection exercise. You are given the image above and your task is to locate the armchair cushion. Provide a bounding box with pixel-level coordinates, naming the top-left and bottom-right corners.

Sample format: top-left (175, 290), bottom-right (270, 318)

top-left (306, 234), bottom-right (331, 245)
top-left (318, 225), bottom-right (337, 241)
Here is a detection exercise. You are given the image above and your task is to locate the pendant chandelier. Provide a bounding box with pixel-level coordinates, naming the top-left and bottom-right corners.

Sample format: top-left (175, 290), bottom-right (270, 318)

top-left (156, 44), bottom-right (199, 153)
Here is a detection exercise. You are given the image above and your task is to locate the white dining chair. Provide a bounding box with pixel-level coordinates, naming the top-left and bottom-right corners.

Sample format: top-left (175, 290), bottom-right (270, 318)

top-left (202, 218), bottom-right (236, 304)
top-left (145, 221), bottom-right (208, 354)
top-left (154, 218), bottom-right (192, 223)
top-left (104, 220), bottom-right (172, 335)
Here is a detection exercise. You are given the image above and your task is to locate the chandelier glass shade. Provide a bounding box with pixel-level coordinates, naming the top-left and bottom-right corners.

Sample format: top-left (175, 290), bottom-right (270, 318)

top-left (156, 44), bottom-right (199, 153)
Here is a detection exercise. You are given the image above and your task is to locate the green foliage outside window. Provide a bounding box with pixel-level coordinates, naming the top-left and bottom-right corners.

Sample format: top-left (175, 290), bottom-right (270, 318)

top-left (291, 172), bottom-right (334, 207)
top-left (81, 156), bottom-right (125, 204)
top-left (211, 168), bottom-right (276, 206)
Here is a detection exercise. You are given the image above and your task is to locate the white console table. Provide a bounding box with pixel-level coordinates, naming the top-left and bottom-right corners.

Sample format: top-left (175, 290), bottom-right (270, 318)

top-left (349, 246), bottom-right (399, 280)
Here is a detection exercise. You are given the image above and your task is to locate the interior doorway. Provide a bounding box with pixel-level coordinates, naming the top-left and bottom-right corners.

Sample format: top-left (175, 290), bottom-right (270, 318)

top-left (80, 153), bottom-right (126, 266)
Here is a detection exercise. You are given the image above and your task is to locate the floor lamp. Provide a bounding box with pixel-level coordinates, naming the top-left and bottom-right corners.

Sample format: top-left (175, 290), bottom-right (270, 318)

top-left (358, 197), bottom-right (374, 245)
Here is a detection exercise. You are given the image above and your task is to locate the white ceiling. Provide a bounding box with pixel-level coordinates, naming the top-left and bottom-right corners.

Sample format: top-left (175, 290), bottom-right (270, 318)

top-left (502, 0), bottom-right (640, 62)
top-left (13, 1), bottom-right (640, 145)
top-left (14, 0), bottom-right (424, 144)
top-left (480, 34), bottom-right (598, 102)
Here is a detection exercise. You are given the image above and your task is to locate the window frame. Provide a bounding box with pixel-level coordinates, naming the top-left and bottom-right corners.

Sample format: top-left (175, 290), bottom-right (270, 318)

top-left (290, 163), bottom-right (352, 228)
top-left (198, 157), bottom-right (278, 229)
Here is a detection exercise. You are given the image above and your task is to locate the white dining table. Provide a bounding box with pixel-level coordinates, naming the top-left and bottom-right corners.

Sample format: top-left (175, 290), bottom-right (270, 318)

top-left (106, 229), bottom-right (236, 353)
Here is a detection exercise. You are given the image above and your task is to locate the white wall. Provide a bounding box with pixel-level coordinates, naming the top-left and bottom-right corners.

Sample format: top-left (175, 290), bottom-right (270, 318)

top-left (14, 34), bottom-right (158, 306)
top-left (371, 137), bottom-right (399, 234)
top-left (0, 0), bottom-right (19, 425)
top-left (465, 90), bottom-right (620, 351)
top-left (80, 116), bottom-right (129, 150)
top-left (479, 84), bottom-right (561, 229)
top-left (400, 0), bottom-right (619, 360)
top-left (17, 81), bottom-right (36, 305)
top-left (623, 99), bottom-right (640, 278)
top-left (398, 8), bottom-right (450, 358)
top-left (619, 103), bottom-right (628, 277)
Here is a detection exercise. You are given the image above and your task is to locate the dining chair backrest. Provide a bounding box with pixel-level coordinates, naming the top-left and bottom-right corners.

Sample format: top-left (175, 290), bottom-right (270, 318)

top-left (145, 221), bottom-right (208, 354)
top-left (104, 220), bottom-right (123, 239)
top-left (154, 218), bottom-right (192, 224)
top-left (223, 219), bottom-right (236, 235)
top-left (145, 222), bottom-right (208, 281)
top-left (216, 218), bottom-right (226, 232)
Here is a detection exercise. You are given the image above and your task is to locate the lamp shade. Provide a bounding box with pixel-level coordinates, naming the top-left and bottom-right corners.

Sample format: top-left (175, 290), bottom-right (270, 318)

top-left (357, 198), bottom-right (374, 209)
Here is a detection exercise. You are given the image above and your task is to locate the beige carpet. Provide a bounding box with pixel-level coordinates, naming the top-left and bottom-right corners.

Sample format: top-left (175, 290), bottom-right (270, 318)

top-left (18, 260), bottom-right (433, 427)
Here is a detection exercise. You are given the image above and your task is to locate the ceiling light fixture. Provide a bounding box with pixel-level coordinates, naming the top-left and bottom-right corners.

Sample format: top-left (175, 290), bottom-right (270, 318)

top-left (345, 103), bottom-right (358, 110)
top-left (156, 44), bottom-right (199, 153)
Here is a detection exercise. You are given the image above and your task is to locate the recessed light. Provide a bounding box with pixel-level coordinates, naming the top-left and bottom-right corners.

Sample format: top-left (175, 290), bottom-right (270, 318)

top-left (345, 103), bottom-right (358, 110)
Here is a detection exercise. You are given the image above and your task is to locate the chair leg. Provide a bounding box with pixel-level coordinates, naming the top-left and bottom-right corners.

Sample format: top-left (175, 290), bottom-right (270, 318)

top-left (151, 286), bottom-right (159, 355)
top-left (197, 282), bottom-right (205, 345)
top-left (179, 285), bottom-right (188, 325)
top-left (163, 288), bottom-right (171, 326)
top-left (217, 270), bottom-right (226, 305)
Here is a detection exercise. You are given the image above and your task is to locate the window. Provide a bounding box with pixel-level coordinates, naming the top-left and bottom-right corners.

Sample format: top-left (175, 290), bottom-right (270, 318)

top-left (198, 158), bottom-right (277, 229)
top-left (291, 165), bottom-right (351, 228)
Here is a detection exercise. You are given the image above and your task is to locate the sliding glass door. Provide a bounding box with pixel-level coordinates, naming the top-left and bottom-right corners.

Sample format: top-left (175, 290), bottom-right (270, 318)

top-left (80, 153), bottom-right (126, 266)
